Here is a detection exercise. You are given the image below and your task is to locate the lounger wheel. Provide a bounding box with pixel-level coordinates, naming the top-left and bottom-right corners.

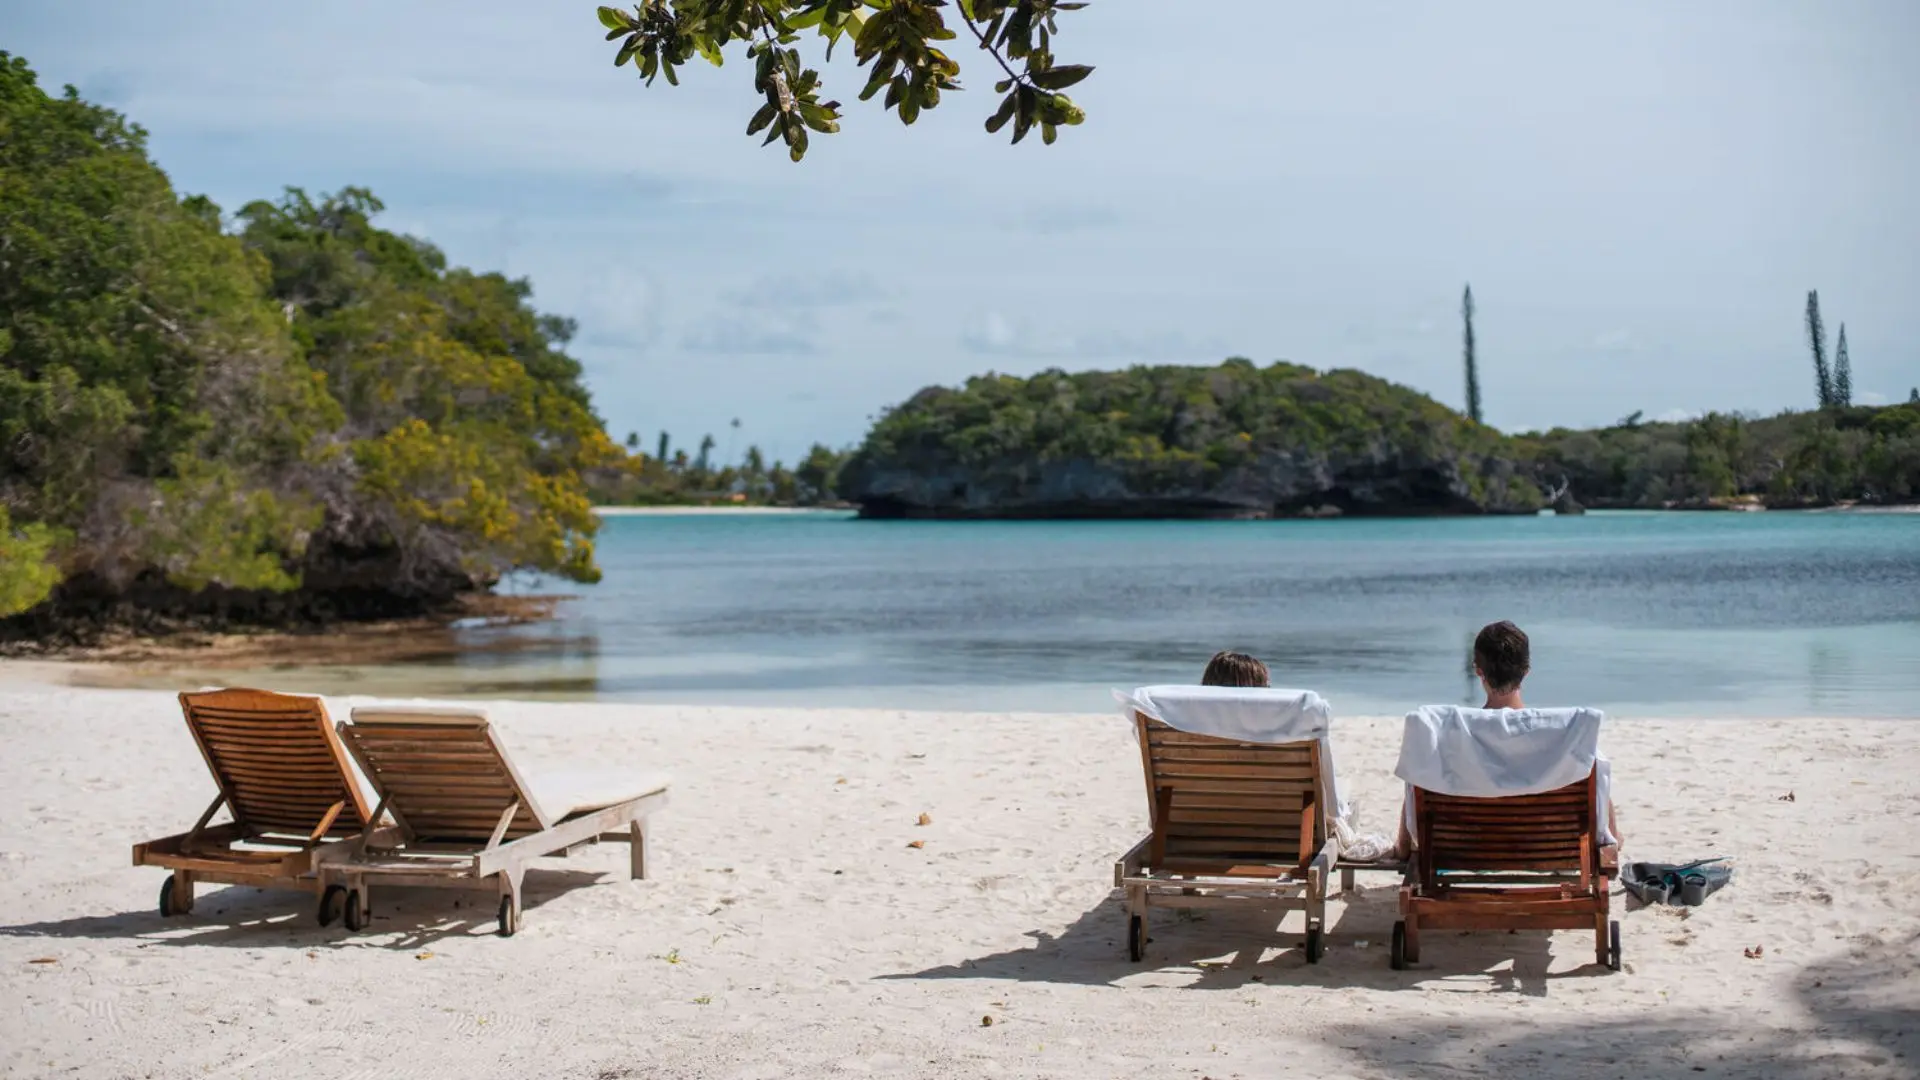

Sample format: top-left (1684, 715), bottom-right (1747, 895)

top-left (343, 890), bottom-right (367, 932)
top-left (1126, 914), bottom-right (1144, 962)
top-left (1390, 921), bottom-right (1407, 971)
top-left (1608, 920), bottom-right (1622, 972)
top-left (498, 896), bottom-right (520, 937)
top-left (1305, 925), bottom-right (1324, 964)
top-left (157, 876), bottom-right (187, 917)
top-left (317, 884), bottom-right (346, 927)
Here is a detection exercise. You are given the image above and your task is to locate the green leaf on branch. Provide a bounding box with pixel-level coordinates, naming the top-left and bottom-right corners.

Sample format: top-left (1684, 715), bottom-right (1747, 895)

top-left (590, 0), bottom-right (1093, 158)
top-left (1029, 64), bottom-right (1091, 90)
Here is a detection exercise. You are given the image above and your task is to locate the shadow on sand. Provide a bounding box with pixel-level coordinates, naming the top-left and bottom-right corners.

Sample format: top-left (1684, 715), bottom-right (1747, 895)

top-left (881, 884), bottom-right (1617, 994)
top-left (0, 867), bottom-right (611, 951)
top-left (1328, 935), bottom-right (1919, 1079)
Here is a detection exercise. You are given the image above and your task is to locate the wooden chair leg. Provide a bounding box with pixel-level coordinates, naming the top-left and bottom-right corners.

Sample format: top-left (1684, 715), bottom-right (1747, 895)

top-left (1404, 912), bottom-right (1422, 962)
top-left (629, 818), bottom-right (649, 881)
top-left (174, 870), bottom-right (195, 914)
top-left (1341, 867), bottom-right (1356, 895)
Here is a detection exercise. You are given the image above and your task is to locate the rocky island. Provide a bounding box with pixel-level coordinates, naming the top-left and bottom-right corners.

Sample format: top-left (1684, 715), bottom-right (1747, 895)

top-left (839, 360), bottom-right (1547, 519)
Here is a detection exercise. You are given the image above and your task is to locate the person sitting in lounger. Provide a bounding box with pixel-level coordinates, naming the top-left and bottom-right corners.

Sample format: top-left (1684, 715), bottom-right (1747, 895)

top-left (1393, 620), bottom-right (1622, 856)
top-left (1201, 650), bottom-right (1270, 688)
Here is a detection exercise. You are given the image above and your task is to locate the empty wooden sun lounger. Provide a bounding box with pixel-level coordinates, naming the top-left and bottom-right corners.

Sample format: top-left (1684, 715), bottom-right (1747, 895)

top-left (133, 688), bottom-right (387, 924)
top-left (1393, 771), bottom-right (1620, 971)
top-left (1113, 713), bottom-right (1337, 963)
top-left (326, 707), bottom-right (669, 936)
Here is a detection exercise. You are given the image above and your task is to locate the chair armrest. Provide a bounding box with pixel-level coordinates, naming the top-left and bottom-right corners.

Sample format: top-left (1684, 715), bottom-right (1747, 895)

top-left (1114, 836), bottom-right (1151, 886)
top-left (1598, 844), bottom-right (1620, 877)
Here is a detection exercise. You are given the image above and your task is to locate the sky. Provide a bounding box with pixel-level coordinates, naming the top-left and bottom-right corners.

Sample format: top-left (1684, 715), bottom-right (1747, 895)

top-left (9, 1), bottom-right (1919, 463)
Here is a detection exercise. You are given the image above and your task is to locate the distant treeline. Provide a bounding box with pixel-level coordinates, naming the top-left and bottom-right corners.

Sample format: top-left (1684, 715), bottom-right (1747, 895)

top-left (1517, 403), bottom-right (1920, 509)
top-left (583, 437), bottom-right (851, 508)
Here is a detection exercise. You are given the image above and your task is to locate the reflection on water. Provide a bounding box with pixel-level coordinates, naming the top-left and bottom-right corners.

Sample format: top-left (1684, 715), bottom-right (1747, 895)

top-left (62, 510), bottom-right (1920, 718)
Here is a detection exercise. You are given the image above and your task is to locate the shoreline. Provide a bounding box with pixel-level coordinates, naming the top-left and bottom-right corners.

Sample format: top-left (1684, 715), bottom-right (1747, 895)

top-left (590, 502), bottom-right (1920, 518)
top-left (1, 687), bottom-right (1915, 1078)
top-left (591, 505), bottom-right (851, 516)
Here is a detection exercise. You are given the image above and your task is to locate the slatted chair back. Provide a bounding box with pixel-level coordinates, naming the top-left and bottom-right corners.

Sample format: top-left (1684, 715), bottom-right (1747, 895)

top-left (179, 688), bottom-right (369, 839)
top-left (338, 712), bottom-right (551, 846)
top-left (1135, 714), bottom-right (1327, 876)
top-left (1412, 772), bottom-right (1599, 892)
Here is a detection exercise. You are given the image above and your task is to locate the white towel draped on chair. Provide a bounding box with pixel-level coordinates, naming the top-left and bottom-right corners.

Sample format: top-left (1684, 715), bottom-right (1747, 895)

top-left (1394, 705), bottom-right (1616, 845)
top-left (1115, 686), bottom-right (1350, 821)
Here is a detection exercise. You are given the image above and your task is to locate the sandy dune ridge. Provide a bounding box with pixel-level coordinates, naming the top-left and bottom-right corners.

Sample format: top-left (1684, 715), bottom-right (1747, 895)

top-left (1, 685), bottom-right (1915, 1079)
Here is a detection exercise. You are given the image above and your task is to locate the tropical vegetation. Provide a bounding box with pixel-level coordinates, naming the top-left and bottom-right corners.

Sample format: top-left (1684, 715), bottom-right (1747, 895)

top-left (585, 435), bottom-right (850, 506)
top-left (0, 54), bottom-right (614, 628)
top-left (839, 360), bottom-right (1547, 516)
top-left (840, 360), bottom-right (1920, 516)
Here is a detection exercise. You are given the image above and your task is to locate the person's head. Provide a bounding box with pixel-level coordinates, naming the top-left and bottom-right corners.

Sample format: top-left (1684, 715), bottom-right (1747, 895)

top-left (1473, 621), bottom-right (1530, 695)
top-left (1201, 650), bottom-right (1271, 688)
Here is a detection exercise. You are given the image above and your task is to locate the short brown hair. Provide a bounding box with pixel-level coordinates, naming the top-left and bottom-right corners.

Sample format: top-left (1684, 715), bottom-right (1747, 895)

top-left (1473, 621), bottom-right (1530, 693)
top-left (1201, 650), bottom-right (1270, 688)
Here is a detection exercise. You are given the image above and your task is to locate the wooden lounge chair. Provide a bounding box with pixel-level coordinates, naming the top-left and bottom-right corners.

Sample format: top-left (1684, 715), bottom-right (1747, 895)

top-left (133, 688), bottom-right (386, 924)
top-left (1392, 770), bottom-right (1621, 971)
top-left (1113, 714), bottom-right (1337, 962)
top-left (327, 707), bottom-right (669, 936)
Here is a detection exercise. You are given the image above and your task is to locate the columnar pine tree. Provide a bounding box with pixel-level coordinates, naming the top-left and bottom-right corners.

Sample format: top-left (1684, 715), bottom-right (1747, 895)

top-left (1833, 324), bottom-right (1852, 407)
top-left (1806, 290), bottom-right (1832, 408)
top-left (1462, 284), bottom-right (1482, 424)
top-left (656, 431), bottom-right (670, 463)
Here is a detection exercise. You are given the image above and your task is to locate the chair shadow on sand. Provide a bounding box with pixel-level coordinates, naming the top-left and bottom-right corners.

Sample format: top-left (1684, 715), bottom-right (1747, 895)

top-left (0, 866), bottom-right (610, 952)
top-left (880, 883), bottom-right (1619, 995)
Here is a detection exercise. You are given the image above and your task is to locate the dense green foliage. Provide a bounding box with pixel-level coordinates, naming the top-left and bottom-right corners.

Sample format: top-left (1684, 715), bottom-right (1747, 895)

top-left (845, 359), bottom-right (1920, 517)
top-left (846, 359), bottom-right (1542, 514)
top-left (596, 0), bottom-right (1089, 161)
top-left (0, 55), bottom-right (612, 624)
top-left (1518, 404), bottom-right (1920, 508)
top-left (585, 435), bottom-right (850, 506)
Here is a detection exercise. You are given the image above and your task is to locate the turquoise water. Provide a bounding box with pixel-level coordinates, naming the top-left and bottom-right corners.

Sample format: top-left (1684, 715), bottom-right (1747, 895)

top-left (449, 510), bottom-right (1920, 718)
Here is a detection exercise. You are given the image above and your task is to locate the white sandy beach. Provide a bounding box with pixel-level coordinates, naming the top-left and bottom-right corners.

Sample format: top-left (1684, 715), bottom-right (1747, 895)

top-left (1, 683), bottom-right (1916, 1080)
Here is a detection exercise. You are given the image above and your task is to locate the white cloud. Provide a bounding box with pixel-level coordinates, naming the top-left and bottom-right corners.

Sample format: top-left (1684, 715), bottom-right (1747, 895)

top-left (1591, 328), bottom-right (1635, 353)
top-left (959, 314), bottom-right (1224, 362)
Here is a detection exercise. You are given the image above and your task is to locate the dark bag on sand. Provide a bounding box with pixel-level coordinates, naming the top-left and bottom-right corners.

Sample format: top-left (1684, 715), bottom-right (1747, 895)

top-left (1622, 858), bottom-right (1732, 907)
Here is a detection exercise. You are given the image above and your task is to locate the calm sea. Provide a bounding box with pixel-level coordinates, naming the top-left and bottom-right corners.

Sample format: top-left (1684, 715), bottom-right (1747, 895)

top-left (420, 509), bottom-right (1920, 719)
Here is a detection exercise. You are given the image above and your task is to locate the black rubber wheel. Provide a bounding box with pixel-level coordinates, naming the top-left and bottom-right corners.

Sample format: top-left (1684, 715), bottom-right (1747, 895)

top-left (1305, 925), bottom-right (1324, 964)
top-left (317, 885), bottom-right (346, 927)
top-left (1390, 921), bottom-right (1407, 970)
top-left (498, 896), bottom-right (519, 937)
top-left (343, 890), bottom-right (366, 932)
top-left (157, 877), bottom-right (180, 917)
top-left (1608, 919), bottom-right (1622, 971)
top-left (1126, 914), bottom-right (1144, 962)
